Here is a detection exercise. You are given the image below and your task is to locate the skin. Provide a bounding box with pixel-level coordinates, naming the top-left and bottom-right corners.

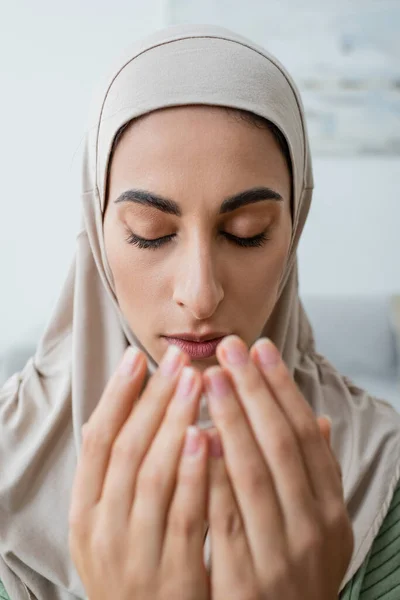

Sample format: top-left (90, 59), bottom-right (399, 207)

top-left (69, 106), bottom-right (354, 599)
top-left (69, 341), bottom-right (352, 600)
top-left (103, 105), bottom-right (292, 371)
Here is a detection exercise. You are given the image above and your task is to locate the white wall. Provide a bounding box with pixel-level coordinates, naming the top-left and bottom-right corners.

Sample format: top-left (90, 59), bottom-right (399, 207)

top-left (0, 0), bottom-right (399, 352)
top-left (0, 0), bottom-right (165, 351)
top-left (298, 156), bottom-right (400, 295)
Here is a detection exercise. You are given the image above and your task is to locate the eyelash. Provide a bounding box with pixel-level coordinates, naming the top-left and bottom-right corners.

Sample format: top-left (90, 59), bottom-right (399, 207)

top-left (125, 229), bottom-right (271, 250)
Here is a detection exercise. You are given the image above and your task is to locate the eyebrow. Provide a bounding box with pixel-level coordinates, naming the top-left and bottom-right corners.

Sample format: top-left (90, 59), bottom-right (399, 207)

top-left (114, 186), bottom-right (283, 216)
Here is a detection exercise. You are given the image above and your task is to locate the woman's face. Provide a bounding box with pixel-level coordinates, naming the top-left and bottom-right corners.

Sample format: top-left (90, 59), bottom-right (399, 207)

top-left (104, 106), bottom-right (292, 371)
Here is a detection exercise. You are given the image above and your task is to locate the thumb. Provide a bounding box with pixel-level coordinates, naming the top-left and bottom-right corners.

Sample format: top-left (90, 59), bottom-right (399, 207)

top-left (317, 415), bottom-right (343, 483)
top-left (317, 415), bottom-right (332, 445)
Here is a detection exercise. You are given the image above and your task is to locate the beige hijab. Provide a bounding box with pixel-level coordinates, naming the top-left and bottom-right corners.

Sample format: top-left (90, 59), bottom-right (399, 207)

top-left (1, 24), bottom-right (400, 600)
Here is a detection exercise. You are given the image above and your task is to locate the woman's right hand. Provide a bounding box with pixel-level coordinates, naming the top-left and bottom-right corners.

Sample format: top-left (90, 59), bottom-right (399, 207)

top-left (69, 344), bottom-right (210, 600)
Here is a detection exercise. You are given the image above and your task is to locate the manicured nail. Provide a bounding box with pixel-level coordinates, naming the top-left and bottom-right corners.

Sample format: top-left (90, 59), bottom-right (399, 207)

top-left (183, 426), bottom-right (201, 456)
top-left (256, 338), bottom-right (279, 369)
top-left (161, 344), bottom-right (183, 376)
top-left (176, 367), bottom-right (196, 397)
top-left (221, 336), bottom-right (248, 366)
top-left (207, 370), bottom-right (230, 398)
top-left (119, 346), bottom-right (141, 376)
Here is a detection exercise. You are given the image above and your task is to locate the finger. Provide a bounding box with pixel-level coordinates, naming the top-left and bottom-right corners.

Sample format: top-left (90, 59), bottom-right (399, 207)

top-left (204, 367), bottom-right (286, 566)
top-left (206, 428), bottom-right (256, 597)
top-left (216, 336), bottom-right (315, 524)
top-left (251, 338), bottom-right (342, 501)
top-left (317, 417), bottom-right (342, 482)
top-left (70, 346), bottom-right (147, 520)
top-left (317, 416), bottom-right (331, 445)
top-left (162, 426), bottom-right (208, 571)
top-left (99, 345), bottom-right (189, 517)
top-left (130, 366), bottom-right (203, 567)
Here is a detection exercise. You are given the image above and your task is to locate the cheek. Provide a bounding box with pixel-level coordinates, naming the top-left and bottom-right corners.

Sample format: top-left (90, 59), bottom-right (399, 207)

top-left (103, 216), bottom-right (161, 314)
top-left (231, 230), bottom-right (290, 313)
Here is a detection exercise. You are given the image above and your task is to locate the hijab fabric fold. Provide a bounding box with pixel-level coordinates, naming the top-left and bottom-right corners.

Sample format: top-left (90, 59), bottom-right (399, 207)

top-left (1, 24), bottom-right (400, 599)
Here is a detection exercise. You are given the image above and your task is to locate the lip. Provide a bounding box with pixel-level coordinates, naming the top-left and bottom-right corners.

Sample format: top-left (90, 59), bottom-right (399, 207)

top-left (163, 334), bottom-right (227, 359)
top-left (166, 332), bottom-right (228, 343)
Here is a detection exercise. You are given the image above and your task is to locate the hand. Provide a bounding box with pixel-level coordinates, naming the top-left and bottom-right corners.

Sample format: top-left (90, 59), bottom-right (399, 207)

top-left (203, 335), bottom-right (353, 600)
top-left (69, 345), bottom-right (210, 600)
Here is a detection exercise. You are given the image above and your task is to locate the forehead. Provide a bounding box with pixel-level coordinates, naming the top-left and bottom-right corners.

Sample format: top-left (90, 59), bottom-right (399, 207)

top-left (107, 105), bottom-right (291, 206)
top-left (114, 105), bottom-right (280, 156)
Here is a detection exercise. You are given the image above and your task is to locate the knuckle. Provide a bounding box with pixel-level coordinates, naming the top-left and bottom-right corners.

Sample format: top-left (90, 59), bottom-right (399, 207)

top-left (137, 464), bottom-right (165, 495)
top-left (297, 420), bottom-right (320, 446)
top-left (323, 504), bottom-right (354, 566)
top-left (91, 530), bottom-right (113, 565)
top-left (270, 555), bottom-right (290, 584)
top-left (111, 436), bottom-right (139, 465)
top-left (213, 508), bottom-right (243, 540)
top-left (91, 517), bottom-right (121, 559)
top-left (168, 512), bottom-right (199, 539)
top-left (237, 464), bottom-right (268, 496)
top-left (258, 553), bottom-right (291, 591)
top-left (159, 579), bottom-right (190, 600)
top-left (325, 502), bottom-right (352, 545)
top-left (231, 589), bottom-right (259, 600)
top-left (325, 502), bottom-right (346, 529)
top-left (299, 522), bottom-right (324, 554)
top-left (68, 498), bottom-right (95, 537)
top-left (240, 593), bottom-right (259, 600)
top-left (81, 425), bottom-right (110, 456)
top-left (270, 432), bottom-right (293, 462)
top-left (68, 514), bottom-right (89, 555)
top-left (68, 506), bottom-right (87, 532)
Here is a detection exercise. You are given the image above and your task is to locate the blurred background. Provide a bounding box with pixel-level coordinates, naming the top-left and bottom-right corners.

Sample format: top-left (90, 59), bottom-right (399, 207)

top-left (0, 0), bottom-right (399, 405)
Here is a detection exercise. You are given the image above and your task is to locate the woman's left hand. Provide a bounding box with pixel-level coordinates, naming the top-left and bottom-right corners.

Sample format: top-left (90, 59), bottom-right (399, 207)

top-left (204, 335), bottom-right (354, 600)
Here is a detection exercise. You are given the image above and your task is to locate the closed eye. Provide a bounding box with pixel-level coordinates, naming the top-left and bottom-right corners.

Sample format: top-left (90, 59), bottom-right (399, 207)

top-left (125, 232), bottom-right (175, 250)
top-left (222, 231), bottom-right (270, 248)
top-left (125, 229), bottom-right (271, 249)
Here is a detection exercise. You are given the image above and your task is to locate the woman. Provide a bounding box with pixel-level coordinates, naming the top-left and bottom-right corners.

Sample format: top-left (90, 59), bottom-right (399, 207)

top-left (1, 24), bottom-right (400, 600)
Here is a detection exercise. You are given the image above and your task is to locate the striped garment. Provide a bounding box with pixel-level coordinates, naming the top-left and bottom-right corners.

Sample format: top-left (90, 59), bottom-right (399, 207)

top-left (1, 483), bottom-right (400, 600)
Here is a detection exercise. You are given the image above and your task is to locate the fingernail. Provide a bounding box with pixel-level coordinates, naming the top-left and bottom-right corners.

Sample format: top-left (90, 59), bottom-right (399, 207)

top-left (207, 370), bottom-right (230, 398)
top-left (256, 338), bottom-right (279, 369)
top-left (183, 426), bottom-right (201, 455)
top-left (322, 414), bottom-right (332, 426)
top-left (161, 344), bottom-right (183, 376)
top-left (119, 346), bottom-right (141, 376)
top-left (221, 336), bottom-right (248, 366)
top-left (176, 367), bottom-right (196, 397)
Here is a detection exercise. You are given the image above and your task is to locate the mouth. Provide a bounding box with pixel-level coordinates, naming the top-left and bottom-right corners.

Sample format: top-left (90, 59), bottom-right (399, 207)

top-left (162, 333), bottom-right (228, 359)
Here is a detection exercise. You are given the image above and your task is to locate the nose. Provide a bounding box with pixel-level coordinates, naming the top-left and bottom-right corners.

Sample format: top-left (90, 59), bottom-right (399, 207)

top-left (173, 238), bottom-right (224, 320)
